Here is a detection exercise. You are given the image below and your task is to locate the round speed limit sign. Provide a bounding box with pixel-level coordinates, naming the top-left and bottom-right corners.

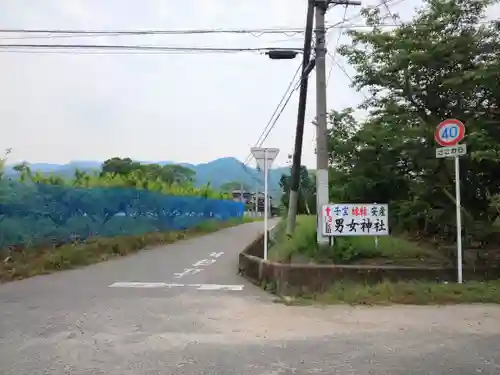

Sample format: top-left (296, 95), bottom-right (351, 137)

top-left (434, 119), bottom-right (465, 147)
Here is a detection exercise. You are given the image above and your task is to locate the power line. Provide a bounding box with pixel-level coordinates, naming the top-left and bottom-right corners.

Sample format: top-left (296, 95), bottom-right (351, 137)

top-left (380, 0), bottom-right (401, 25)
top-left (0, 23), bottom-right (416, 42)
top-left (323, 0), bottom-right (408, 103)
top-left (244, 0), bottom-right (402, 170)
top-left (240, 64), bottom-right (302, 191)
top-left (0, 27), bottom-right (306, 36)
top-left (326, 4), bottom-right (349, 86)
top-left (0, 43), bottom-right (302, 54)
top-left (243, 63), bottom-right (302, 165)
top-left (324, 0), bottom-right (406, 31)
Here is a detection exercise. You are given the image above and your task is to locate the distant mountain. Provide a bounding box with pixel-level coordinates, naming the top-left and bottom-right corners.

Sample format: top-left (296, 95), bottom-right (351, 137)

top-left (5, 157), bottom-right (289, 198)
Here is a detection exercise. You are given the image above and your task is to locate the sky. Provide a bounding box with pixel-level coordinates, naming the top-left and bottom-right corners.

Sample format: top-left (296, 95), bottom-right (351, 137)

top-left (1, 0), bottom-right (423, 168)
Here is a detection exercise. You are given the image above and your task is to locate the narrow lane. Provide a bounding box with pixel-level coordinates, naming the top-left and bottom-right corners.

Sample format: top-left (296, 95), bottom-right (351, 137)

top-left (1, 220), bottom-right (499, 375)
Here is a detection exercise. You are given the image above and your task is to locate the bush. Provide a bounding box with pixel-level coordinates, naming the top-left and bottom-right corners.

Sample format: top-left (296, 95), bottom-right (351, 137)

top-left (0, 218), bottom-right (253, 282)
top-left (270, 215), bottom-right (448, 265)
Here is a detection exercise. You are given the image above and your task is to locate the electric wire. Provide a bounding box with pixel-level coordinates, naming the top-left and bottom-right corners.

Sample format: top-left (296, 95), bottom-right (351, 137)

top-left (0, 22), bottom-right (453, 42)
top-left (243, 63), bottom-right (302, 165)
top-left (326, 4), bottom-right (348, 86)
top-left (0, 43), bottom-right (302, 54)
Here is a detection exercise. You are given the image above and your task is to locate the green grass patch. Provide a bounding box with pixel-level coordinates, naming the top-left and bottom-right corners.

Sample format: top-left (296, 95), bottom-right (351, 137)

top-left (0, 217), bottom-right (255, 282)
top-left (269, 215), bottom-right (450, 266)
top-left (281, 279), bottom-right (500, 305)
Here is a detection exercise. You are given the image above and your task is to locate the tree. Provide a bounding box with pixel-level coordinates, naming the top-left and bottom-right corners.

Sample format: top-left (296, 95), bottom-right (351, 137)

top-left (0, 149), bottom-right (11, 180)
top-left (330, 0), bottom-right (500, 243)
top-left (101, 157), bottom-right (141, 176)
top-left (279, 166), bottom-right (316, 215)
top-left (160, 164), bottom-right (195, 185)
top-left (101, 158), bottom-right (196, 186)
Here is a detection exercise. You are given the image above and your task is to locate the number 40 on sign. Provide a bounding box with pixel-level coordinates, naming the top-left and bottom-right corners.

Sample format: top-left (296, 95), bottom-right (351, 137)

top-left (322, 203), bottom-right (389, 237)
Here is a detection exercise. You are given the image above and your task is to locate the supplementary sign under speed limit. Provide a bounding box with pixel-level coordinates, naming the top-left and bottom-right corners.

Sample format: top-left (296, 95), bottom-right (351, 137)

top-left (322, 203), bottom-right (389, 236)
top-left (435, 144), bottom-right (467, 159)
top-left (434, 119), bottom-right (465, 146)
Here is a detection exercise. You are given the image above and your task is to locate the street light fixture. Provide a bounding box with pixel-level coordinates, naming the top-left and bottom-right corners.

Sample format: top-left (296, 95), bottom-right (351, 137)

top-left (266, 50), bottom-right (299, 60)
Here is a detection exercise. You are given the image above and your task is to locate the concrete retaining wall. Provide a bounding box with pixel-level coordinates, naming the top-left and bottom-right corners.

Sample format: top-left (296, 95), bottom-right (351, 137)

top-left (238, 232), bottom-right (500, 295)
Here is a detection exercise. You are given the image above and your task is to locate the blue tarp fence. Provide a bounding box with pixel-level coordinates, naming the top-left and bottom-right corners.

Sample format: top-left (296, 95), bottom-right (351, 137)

top-left (0, 182), bottom-right (245, 248)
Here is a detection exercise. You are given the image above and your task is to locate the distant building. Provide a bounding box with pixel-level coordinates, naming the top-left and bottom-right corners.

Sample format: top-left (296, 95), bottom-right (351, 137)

top-left (231, 190), bottom-right (253, 204)
top-left (231, 190), bottom-right (278, 215)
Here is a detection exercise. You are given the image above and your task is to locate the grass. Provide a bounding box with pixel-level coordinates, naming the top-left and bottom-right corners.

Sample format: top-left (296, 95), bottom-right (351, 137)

top-left (267, 216), bottom-right (500, 305)
top-left (269, 215), bottom-right (450, 266)
top-left (0, 217), bottom-right (257, 282)
top-left (280, 280), bottom-right (500, 305)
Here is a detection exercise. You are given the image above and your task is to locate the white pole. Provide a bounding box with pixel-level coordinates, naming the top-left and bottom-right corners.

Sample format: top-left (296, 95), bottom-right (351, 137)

top-left (455, 155), bottom-right (463, 284)
top-left (255, 182), bottom-right (258, 217)
top-left (264, 149), bottom-right (269, 260)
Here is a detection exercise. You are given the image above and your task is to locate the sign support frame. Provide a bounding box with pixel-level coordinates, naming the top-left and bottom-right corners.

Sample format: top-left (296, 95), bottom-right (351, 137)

top-left (455, 155), bottom-right (463, 284)
top-left (263, 148), bottom-right (269, 261)
top-left (251, 147), bottom-right (279, 261)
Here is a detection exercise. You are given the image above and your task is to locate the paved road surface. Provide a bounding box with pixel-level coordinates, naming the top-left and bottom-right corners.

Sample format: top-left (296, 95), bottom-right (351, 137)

top-left (1, 220), bottom-right (500, 375)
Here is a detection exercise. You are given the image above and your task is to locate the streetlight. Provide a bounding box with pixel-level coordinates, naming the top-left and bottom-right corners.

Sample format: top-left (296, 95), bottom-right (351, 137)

top-left (266, 50), bottom-right (299, 60)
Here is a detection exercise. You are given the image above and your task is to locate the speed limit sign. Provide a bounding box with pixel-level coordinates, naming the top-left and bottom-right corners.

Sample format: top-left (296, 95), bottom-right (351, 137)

top-left (434, 119), bottom-right (465, 147)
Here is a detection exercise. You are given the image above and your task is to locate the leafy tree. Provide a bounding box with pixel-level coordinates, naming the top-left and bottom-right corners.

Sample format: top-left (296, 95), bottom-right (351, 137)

top-left (330, 0), bottom-right (500, 243)
top-left (160, 164), bottom-right (195, 185)
top-left (101, 157), bottom-right (195, 186)
top-left (279, 166), bottom-right (316, 215)
top-left (101, 157), bottom-right (141, 176)
top-left (0, 149), bottom-right (10, 180)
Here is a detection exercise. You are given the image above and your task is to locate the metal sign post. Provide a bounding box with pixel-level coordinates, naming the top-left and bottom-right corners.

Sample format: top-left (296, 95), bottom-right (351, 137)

top-left (454, 153), bottom-right (463, 284)
top-left (434, 118), bottom-right (466, 284)
top-left (251, 147), bottom-right (279, 260)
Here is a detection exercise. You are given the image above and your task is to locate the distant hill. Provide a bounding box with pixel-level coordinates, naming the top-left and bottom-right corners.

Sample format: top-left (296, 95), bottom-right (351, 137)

top-left (5, 157), bottom-right (289, 198)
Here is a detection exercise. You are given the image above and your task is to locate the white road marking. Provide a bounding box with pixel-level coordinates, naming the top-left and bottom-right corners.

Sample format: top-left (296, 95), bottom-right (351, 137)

top-left (108, 282), bottom-right (244, 291)
top-left (173, 268), bottom-right (203, 279)
top-left (172, 251), bottom-right (225, 279)
top-left (192, 259), bottom-right (216, 267)
top-left (109, 282), bottom-right (184, 288)
top-left (189, 284), bottom-right (244, 291)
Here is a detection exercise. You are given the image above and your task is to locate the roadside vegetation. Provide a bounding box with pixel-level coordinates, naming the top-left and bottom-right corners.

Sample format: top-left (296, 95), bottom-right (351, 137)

top-left (272, 0), bottom-right (500, 304)
top-left (0, 153), bottom-right (252, 281)
top-left (0, 217), bottom-right (253, 282)
top-left (280, 280), bottom-right (500, 306)
top-left (280, 0), bottom-right (500, 252)
top-left (270, 215), bottom-right (451, 266)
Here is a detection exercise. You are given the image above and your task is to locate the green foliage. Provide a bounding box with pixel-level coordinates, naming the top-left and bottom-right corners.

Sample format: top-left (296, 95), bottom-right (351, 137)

top-left (101, 157), bottom-right (196, 185)
top-left (330, 0), bottom-right (500, 245)
top-left (12, 158), bottom-right (231, 200)
top-left (1, 157), bottom-right (243, 249)
top-left (220, 181), bottom-right (250, 192)
top-left (279, 166), bottom-right (316, 215)
top-left (0, 217), bottom-right (252, 282)
top-left (287, 280), bottom-right (500, 305)
top-left (0, 149), bottom-right (11, 180)
top-left (270, 215), bottom-right (446, 266)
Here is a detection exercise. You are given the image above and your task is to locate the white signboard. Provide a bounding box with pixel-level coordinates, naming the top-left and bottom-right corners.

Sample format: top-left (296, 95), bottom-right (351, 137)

top-left (435, 144), bottom-right (467, 159)
top-left (322, 203), bottom-right (389, 236)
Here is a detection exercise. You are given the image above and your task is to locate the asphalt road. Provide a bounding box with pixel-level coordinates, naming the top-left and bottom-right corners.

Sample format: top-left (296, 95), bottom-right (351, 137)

top-left (1, 220), bottom-right (500, 375)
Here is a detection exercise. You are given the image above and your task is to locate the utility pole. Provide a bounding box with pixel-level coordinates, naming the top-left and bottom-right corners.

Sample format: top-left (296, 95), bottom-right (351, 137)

top-left (315, 0), bottom-right (361, 244)
top-left (286, 0), bottom-right (316, 237)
